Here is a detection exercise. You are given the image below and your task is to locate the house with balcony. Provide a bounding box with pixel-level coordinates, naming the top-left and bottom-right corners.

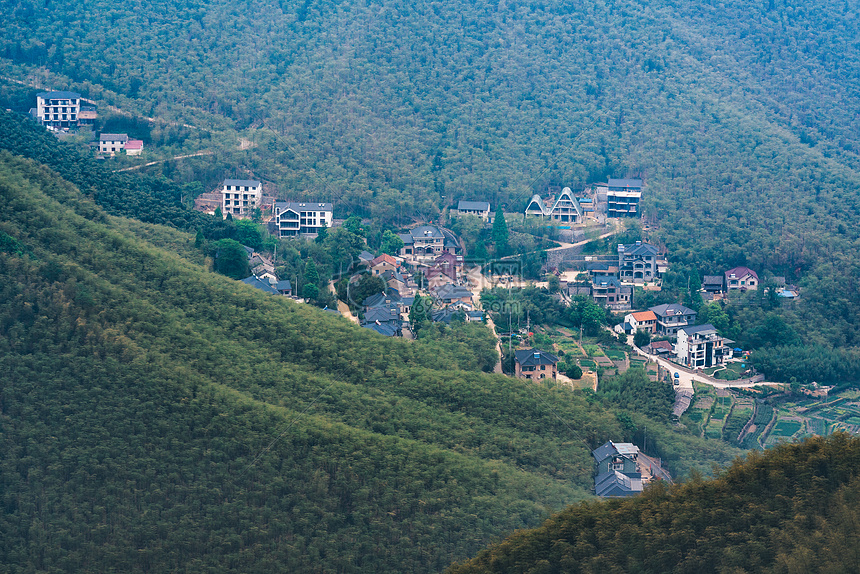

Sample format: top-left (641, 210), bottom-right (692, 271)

top-left (591, 275), bottom-right (632, 311)
top-left (649, 303), bottom-right (697, 336)
top-left (399, 226), bottom-right (461, 259)
top-left (618, 241), bottom-right (659, 284)
top-left (676, 324), bottom-right (731, 369)
top-left (272, 201), bottom-right (333, 236)
top-left (222, 180), bottom-right (263, 217)
top-left (606, 178), bottom-right (642, 218)
top-left (592, 441), bottom-right (644, 497)
top-left (32, 91), bottom-right (87, 131)
top-left (514, 349), bottom-right (558, 381)
top-left (725, 267), bottom-right (759, 291)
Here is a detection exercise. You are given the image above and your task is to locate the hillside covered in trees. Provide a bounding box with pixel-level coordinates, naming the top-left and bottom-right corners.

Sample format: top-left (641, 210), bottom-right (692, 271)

top-left (450, 433), bottom-right (860, 573)
top-left (0, 147), bottom-right (740, 570)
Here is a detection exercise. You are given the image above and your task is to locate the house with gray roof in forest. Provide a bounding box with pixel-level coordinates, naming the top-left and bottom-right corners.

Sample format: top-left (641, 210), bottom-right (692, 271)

top-left (592, 441), bottom-right (644, 497)
top-left (456, 200), bottom-right (491, 221)
top-left (514, 349), bottom-right (558, 381)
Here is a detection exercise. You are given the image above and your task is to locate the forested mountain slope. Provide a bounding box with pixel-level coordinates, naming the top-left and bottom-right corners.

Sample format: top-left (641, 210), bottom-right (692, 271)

top-left (450, 433), bottom-right (860, 574)
top-left (0, 151), bottom-right (739, 571)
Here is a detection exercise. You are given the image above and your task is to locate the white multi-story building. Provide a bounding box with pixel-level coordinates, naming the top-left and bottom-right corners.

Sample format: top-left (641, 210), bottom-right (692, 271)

top-left (222, 179), bottom-right (263, 217)
top-left (272, 201), bottom-right (333, 236)
top-left (676, 324), bottom-right (730, 369)
top-left (33, 91), bottom-right (82, 131)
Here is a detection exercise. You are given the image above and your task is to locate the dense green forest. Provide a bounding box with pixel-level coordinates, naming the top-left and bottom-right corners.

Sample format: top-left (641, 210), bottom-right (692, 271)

top-left (0, 151), bottom-right (740, 570)
top-left (450, 433), bottom-right (860, 573)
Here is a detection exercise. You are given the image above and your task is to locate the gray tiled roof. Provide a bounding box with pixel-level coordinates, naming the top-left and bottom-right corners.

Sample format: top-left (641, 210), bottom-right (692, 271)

top-left (37, 91), bottom-right (81, 99)
top-left (274, 200), bottom-right (332, 212)
top-left (514, 348), bottom-right (558, 367)
top-left (592, 275), bottom-right (622, 288)
top-left (649, 303), bottom-right (696, 317)
top-left (608, 178), bottom-right (642, 189)
top-left (619, 241), bottom-right (658, 257)
top-left (458, 200), bottom-right (490, 211)
top-left (433, 283), bottom-right (473, 300)
top-left (240, 276), bottom-right (279, 295)
top-left (594, 470), bottom-right (643, 497)
top-left (363, 322), bottom-right (398, 336)
top-left (679, 323), bottom-right (718, 335)
top-left (224, 179), bottom-right (262, 187)
top-left (410, 225), bottom-right (444, 239)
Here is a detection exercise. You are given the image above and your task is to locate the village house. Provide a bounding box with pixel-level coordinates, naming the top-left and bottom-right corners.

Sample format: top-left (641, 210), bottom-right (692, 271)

top-left (422, 251), bottom-right (460, 289)
top-left (361, 301), bottom-right (404, 337)
top-left (31, 91), bottom-right (87, 131)
top-left (370, 254), bottom-right (399, 276)
top-left (606, 178), bottom-right (642, 218)
top-left (514, 349), bottom-right (559, 381)
top-left (618, 241), bottom-right (659, 284)
top-left (432, 283), bottom-right (473, 306)
top-left (524, 187), bottom-right (584, 223)
top-left (725, 266), bottom-right (759, 291)
top-left (99, 133), bottom-right (128, 154)
top-left (222, 179), bottom-right (263, 217)
top-left (647, 340), bottom-right (674, 356)
top-left (585, 260), bottom-right (619, 279)
top-left (702, 275), bottom-right (724, 294)
top-left (272, 201), bottom-right (333, 236)
top-left (456, 200), bottom-right (491, 221)
top-left (625, 310), bottom-right (657, 334)
top-left (592, 441), bottom-right (644, 497)
top-left (591, 275), bottom-right (632, 311)
top-left (399, 226), bottom-right (461, 259)
top-left (240, 275), bottom-right (280, 295)
top-left (124, 140), bottom-right (144, 156)
top-left (382, 269), bottom-right (409, 295)
top-left (649, 303), bottom-right (697, 336)
top-left (676, 323), bottom-right (730, 369)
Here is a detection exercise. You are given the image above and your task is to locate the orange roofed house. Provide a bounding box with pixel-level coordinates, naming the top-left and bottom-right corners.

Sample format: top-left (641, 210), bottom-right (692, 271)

top-left (624, 310), bottom-right (657, 334)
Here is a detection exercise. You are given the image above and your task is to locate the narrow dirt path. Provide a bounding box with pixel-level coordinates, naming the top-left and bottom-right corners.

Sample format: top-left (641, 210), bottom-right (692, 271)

top-left (112, 150), bottom-right (214, 172)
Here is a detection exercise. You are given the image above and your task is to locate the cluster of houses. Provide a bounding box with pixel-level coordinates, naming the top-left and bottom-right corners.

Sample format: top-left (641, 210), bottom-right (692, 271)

top-left (357, 233), bottom-right (485, 337)
top-left (237, 247), bottom-right (294, 297)
top-left (526, 179), bottom-right (641, 223)
top-left (567, 241), bottom-right (669, 311)
top-left (29, 91), bottom-right (147, 157)
top-left (620, 303), bottom-right (734, 370)
top-left (702, 266), bottom-right (798, 301)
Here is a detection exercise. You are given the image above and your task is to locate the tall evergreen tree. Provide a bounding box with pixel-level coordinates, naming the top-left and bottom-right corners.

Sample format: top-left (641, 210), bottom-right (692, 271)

top-left (492, 208), bottom-right (508, 256)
